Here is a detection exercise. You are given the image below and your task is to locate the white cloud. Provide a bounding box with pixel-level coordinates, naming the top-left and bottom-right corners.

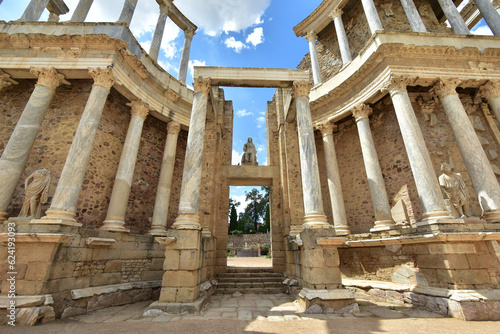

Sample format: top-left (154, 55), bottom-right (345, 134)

top-left (471, 23), bottom-right (493, 36)
top-left (232, 149), bottom-right (243, 165)
top-left (176, 0), bottom-right (271, 36)
top-left (189, 59), bottom-right (207, 79)
top-left (257, 145), bottom-right (265, 152)
top-left (256, 116), bottom-right (266, 128)
top-left (224, 37), bottom-right (247, 53)
top-left (231, 195), bottom-right (250, 215)
top-left (246, 27), bottom-right (264, 47)
top-left (236, 109), bottom-right (253, 117)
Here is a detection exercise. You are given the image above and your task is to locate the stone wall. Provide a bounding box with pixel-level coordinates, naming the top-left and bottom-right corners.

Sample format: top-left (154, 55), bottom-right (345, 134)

top-left (227, 233), bottom-right (271, 250)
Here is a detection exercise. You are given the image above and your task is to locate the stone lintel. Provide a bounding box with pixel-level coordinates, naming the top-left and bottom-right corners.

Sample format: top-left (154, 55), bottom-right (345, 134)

top-left (148, 295), bottom-right (208, 314)
top-left (316, 237), bottom-right (347, 246)
top-left (0, 232), bottom-right (73, 243)
top-left (155, 236), bottom-right (176, 245)
top-left (194, 66), bottom-right (309, 88)
top-left (85, 237), bottom-right (116, 247)
top-left (0, 294), bottom-right (54, 308)
top-left (223, 165), bottom-right (277, 186)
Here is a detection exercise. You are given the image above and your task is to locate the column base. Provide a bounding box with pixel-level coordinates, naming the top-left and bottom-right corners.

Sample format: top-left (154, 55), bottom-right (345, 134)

top-left (172, 213), bottom-right (201, 230)
top-left (297, 288), bottom-right (355, 312)
top-left (100, 219), bottom-right (130, 233)
top-left (422, 210), bottom-right (454, 220)
top-left (148, 295), bottom-right (209, 314)
top-left (370, 220), bottom-right (399, 232)
top-left (302, 214), bottom-right (330, 229)
top-left (334, 225), bottom-right (351, 235)
top-left (148, 226), bottom-right (168, 236)
top-left (483, 209), bottom-right (500, 224)
top-left (31, 209), bottom-right (82, 227)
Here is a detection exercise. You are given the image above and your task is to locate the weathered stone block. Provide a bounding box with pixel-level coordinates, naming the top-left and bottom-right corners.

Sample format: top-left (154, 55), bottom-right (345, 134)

top-left (417, 254), bottom-right (470, 270)
top-left (176, 287), bottom-right (198, 303)
top-left (466, 254), bottom-right (499, 269)
top-left (162, 270), bottom-right (198, 287)
top-left (428, 243), bottom-right (476, 255)
top-left (401, 244), bottom-right (430, 255)
top-left (104, 260), bottom-right (122, 273)
top-left (159, 287), bottom-right (177, 302)
top-left (436, 269), bottom-right (491, 285)
top-left (89, 273), bottom-right (121, 287)
top-left (24, 262), bottom-right (51, 281)
top-left (162, 250), bottom-right (180, 270)
top-left (302, 267), bottom-right (341, 285)
top-left (179, 250), bottom-right (201, 271)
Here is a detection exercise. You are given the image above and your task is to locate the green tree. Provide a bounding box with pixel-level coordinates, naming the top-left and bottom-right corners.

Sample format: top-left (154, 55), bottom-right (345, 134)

top-left (229, 205), bottom-right (238, 233)
top-left (245, 188), bottom-right (266, 231)
top-left (237, 212), bottom-right (252, 232)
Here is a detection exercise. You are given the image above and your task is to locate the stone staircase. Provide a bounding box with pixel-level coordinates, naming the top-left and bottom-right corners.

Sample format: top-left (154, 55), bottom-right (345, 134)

top-left (216, 267), bottom-right (285, 294)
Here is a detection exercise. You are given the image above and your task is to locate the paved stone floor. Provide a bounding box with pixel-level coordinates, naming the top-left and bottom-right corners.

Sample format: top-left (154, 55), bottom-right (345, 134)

top-left (3, 292), bottom-right (500, 333)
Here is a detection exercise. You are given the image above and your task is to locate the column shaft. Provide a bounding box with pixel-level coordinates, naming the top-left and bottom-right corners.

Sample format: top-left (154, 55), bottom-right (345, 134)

top-left (384, 76), bottom-right (451, 220)
top-left (178, 30), bottom-right (195, 83)
top-left (118, 0), bottom-right (138, 26)
top-left (361, 0), bottom-right (384, 34)
top-left (319, 123), bottom-right (350, 234)
top-left (20, 0), bottom-right (51, 21)
top-left (293, 81), bottom-right (328, 228)
top-left (433, 80), bottom-right (500, 223)
top-left (353, 105), bottom-right (396, 231)
top-left (479, 81), bottom-right (500, 121)
top-left (101, 100), bottom-right (149, 232)
top-left (474, 0), bottom-right (500, 36)
top-left (0, 68), bottom-right (67, 221)
top-left (172, 77), bottom-right (211, 229)
top-left (330, 10), bottom-right (352, 65)
top-left (437, 0), bottom-right (470, 34)
top-left (71, 0), bottom-right (94, 22)
top-left (149, 122), bottom-right (181, 235)
top-left (305, 32), bottom-right (322, 85)
top-left (35, 68), bottom-right (114, 226)
top-left (400, 0), bottom-right (427, 32)
top-left (149, 11), bottom-right (168, 61)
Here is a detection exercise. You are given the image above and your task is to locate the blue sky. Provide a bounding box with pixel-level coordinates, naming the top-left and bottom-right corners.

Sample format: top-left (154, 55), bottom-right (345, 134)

top-left (0, 0), bottom-right (494, 213)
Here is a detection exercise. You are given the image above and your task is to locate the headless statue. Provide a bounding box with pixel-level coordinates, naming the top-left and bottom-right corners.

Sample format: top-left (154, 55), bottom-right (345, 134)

top-left (439, 163), bottom-right (470, 218)
top-left (19, 169), bottom-right (51, 218)
top-left (241, 137), bottom-right (258, 165)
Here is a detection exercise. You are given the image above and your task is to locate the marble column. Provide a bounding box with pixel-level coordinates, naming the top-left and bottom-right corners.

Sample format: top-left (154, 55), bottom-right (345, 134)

top-left (383, 75), bottom-right (451, 221)
top-left (293, 80), bottom-right (329, 228)
top-left (479, 81), bottom-right (500, 122)
top-left (352, 104), bottom-right (397, 231)
top-left (305, 31), bottom-right (322, 86)
top-left (149, 121), bottom-right (181, 235)
top-left (432, 79), bottom-right (500, 223)
top-left (473, 0), bottom-right (500, 36)
top-left (20, 0), bottom-right (51, 21)
top-left (318, 122), bottom-right (350, 234)
top-left (178, 29), bottom-right (195, 84)
top-left (329, 9), bottom-right (352, 66)
top-left (400, 0), bottom-right (427, 32)
top-left (101, 100), bottom-right (149, 232)
top-left (0, 68), bottom-right (68, 222)
top-left (71, 0), bottom-right (94, 22)
top-left (149, 11), bottom-right (168, 62)
top-left (437, 0), bottom-right (470, 34)
top-left (361, 0), bottom-right (384, 34)
top-left (34, 68), bottom-right (114, 226)
top-left (118, 0), bottom-right (138, 26)
top-left (172, 77), bottom-right (211, 230)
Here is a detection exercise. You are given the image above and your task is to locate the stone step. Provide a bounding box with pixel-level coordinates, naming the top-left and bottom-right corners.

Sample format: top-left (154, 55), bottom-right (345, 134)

top-left (218, 272), bottom-right (284, 278)
top-left (218, 282), bottom-right (283, 289)
top-left (217, 287), bottom-right (285, 294)
top-left (225, 267), bottom-right (274, 273)
top-left (218, 277), bottom-right (283, 283)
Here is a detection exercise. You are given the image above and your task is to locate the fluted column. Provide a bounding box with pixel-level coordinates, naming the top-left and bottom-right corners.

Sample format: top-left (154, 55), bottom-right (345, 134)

top-left (400, 0), bottom-right (427, 32)
top-left (149, 11), bottom-right (168, 62)
top-left (149, 122), bottom-right (181, 235)
top-left (479, 81), bottom-right (500, 121)
top-left (20, 0), bottom-right (51, 21)
top-left (172, 77), bottom-right (211, 230)
top-left (329, 9), bottom-right (352, 66)
top-left (473, 0), bottom-right (500, 35)
top-left (0, 68), bottom-right (68, 222)
top-left (118, 0), bottom-right (138, 26)
top-left (361, 0), bottom-right (384, 34)
top-left (34, 67), bottom-right (114, 226)
top-left (71, 0), bottom-right (94, 22)
top-left (382, 75), bottom-right (452, 222)
top-left (101, 100), bottom-right (149, 232)
top-left (293, 81), bottom-right (328, 228)
top-left (352, 104), bottom-right (396, 231)
top-left (305, 31), bottom-right (322, 86)
top-left (178, 29), bottom-right (195, 84)
top-left (437, 0), bottom-right (470, 34)
top-left (318, 122), bottom-right (350, 234)
top-left (432, 79), bottom-right (500, 223)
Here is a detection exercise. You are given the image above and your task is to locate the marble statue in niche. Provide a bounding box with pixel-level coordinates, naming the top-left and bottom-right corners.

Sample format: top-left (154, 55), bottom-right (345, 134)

top-left (241, 137), bottom-right (258, 165)
top-left (19, 169), bottom-right (51, 218)
top-left (439, 163), bottom-right (471, 218)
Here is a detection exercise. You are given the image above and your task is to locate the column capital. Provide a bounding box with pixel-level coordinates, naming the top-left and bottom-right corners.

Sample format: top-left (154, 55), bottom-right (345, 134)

top-left (381, 74), bottom-right (415, 96)
top-left (0, 70), bottom-right (15, 91)
top-left (193, 76), bottom-right (211, 95)
top-left (184, 29), bottom-right (196, 39)
top-left (89, 67), bottom-right (115, 89)
top-left (127, 99), bottom-right (149, 120)
top-left (329, 8), bottom-right (343, 20)
top-left (167, 121), bottom-right (181, 135)
top-left (30, 67), bottom-right (69, 91)
top-left (431, 79), bottom-right (461, 99)
top-left (305, 31), bottom-right (318, 42)
top-left (479, 81), bottom-right (500, 100)
top-left (352, 103), bottom-right (372, 121)
top-left (317, 122), bottom-right (335, 137)
top-left (293, 80), bottom-right (313, 98)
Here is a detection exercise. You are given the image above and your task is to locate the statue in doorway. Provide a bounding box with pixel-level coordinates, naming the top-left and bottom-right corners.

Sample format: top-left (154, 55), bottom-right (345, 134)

top-left (241, 137), bottom-right (258, 165)
top-left (438, 163), bottom-right (470, 218)
top-left (18, 169), bottom-right (51, 218)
